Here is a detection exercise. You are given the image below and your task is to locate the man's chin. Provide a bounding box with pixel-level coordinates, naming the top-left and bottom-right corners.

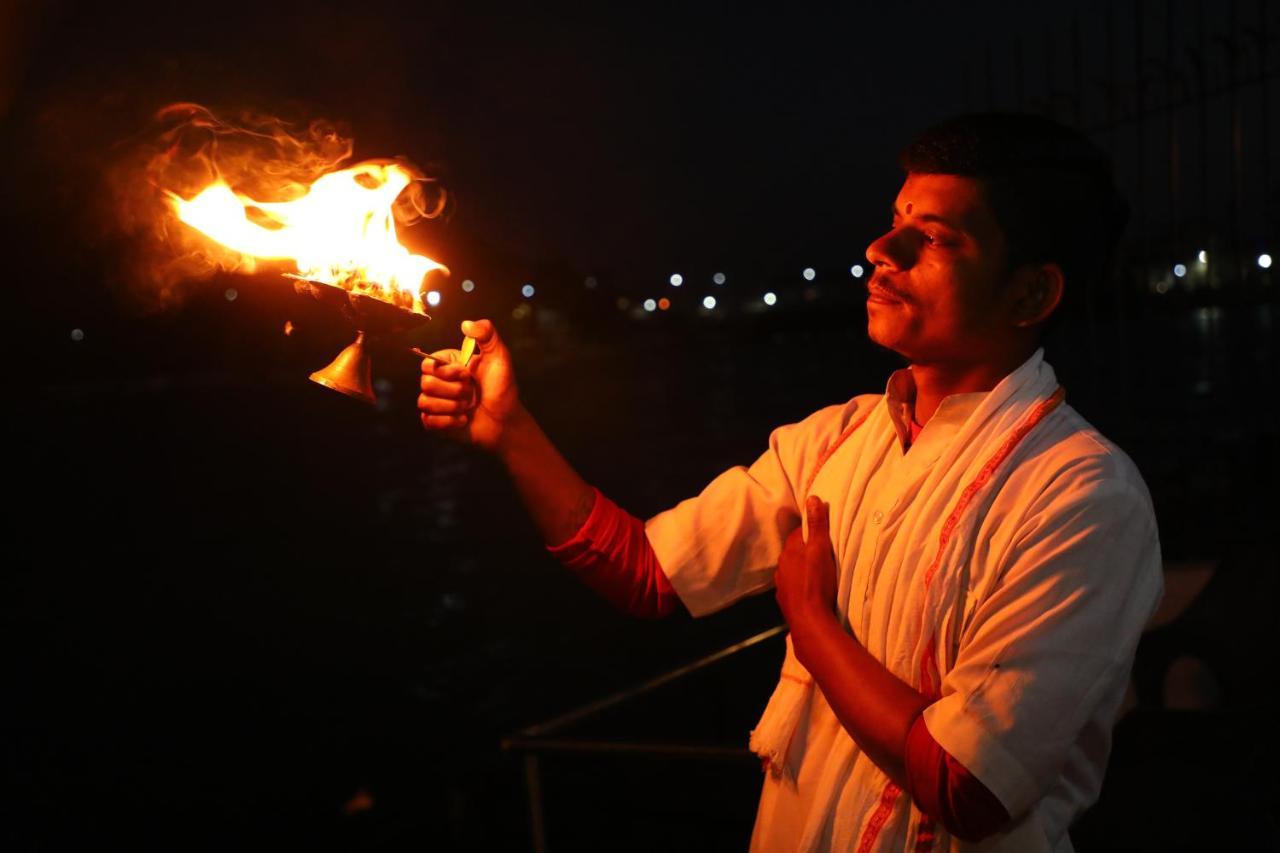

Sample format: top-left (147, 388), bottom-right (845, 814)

top-left (865, 318), bottom-right (920, 363)
top-left (866, 316), bottom-right (901, 350)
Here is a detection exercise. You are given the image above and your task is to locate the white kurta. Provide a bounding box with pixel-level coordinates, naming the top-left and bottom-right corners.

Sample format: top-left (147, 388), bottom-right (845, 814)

top-left (644, 349), bottom-right (1163, 852)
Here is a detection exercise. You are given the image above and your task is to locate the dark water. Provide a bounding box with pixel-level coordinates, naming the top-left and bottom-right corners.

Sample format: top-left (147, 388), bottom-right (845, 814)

top-left (13, 282), bottom-right (1277, 851)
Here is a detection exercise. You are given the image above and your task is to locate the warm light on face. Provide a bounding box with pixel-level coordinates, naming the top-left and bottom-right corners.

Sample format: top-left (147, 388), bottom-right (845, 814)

top-left (864, 173), bottom-right (1010, 364)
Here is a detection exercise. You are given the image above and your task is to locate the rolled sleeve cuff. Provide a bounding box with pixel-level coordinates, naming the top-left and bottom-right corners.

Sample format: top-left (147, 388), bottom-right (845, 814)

top-left (922, 693), bottom-right (1041, 820)
top-left (643, 509), bottom-right (774, 618)
top-left (643, 509), bottom-right (714, 616)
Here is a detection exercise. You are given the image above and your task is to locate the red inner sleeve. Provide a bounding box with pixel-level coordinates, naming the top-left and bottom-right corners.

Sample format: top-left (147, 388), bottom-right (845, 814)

top-left (545, 487), bottom-right (681, 618)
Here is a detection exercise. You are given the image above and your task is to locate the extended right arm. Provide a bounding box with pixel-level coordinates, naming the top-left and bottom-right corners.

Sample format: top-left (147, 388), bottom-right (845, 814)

top-left (418, 319), bottom-right (678, 616)
top-left (417, 318), bottom-right (595, 548)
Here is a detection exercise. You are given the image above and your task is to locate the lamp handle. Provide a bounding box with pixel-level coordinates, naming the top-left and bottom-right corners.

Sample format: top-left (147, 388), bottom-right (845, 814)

top-left (410, 334), bottom-right (477, 368)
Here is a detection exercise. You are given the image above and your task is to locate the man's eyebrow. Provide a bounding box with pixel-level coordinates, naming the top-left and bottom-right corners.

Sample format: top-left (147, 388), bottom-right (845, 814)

top-left (891, 204), bottom-right (963, 229)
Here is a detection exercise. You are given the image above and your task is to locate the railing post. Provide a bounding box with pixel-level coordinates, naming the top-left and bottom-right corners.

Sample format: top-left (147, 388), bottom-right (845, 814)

top-left (524, 752), bottom-right (548, 853)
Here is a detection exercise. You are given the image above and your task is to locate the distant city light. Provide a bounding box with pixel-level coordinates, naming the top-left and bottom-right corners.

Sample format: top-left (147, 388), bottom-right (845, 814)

top-left (702, 296), bottom-right (716, 309)
top-left (225, 288), bottom-right (238, 301)
top-left (763, 292), bottom-right (777, 306)
top-left (1173, 264), bottom-right (1187, 278)
top-left (1155, 280), bottom-right (1170, 294)
top-left (643, 298), bottom-right (657, 312)
top-left (426, 290), bottom-right (442, 306)
top-left (713, 272), bottom-right (726, 285)
top-left (670, 273), bottom-right (683, 287)
top-left (658, 298), bottom-right (671, 310)
top-left (1197, 250), bottom-right (1207, 264)
top-left (1260, 253), bottom-right (1273, 269)
top-left (616, 297), bottom-right (631, 310)
top-left (802, 267), bottom-right (816, 281)
top-left (585, 276), bottom-right (598, 289)
top-left (850, 264), bottom-right (864, 278)
top-left (461, 279), bottom-right (475, 292)
top-left (70, 328), bottom-right (84, 342)
top-left (522, 284), bottom-right (535, 298)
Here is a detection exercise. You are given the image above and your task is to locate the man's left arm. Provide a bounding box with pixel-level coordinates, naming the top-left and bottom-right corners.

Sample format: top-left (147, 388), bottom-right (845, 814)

top-left (783, 574), bottom-right (1010, 841)
top-left (779, 463), bottom-right (1164, 831)
top-left (777, 495), bottom-right (931, 788)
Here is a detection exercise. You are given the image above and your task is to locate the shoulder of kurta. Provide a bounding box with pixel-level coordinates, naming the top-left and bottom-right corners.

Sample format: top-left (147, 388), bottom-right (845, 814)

top-left (764, 393), bottom-right (882, 488)
top-left (771, 393), bottom-right (881, 451)
top-left (639, 394), bottom-right (882, 618)
top-left (793, 393), bottom-right (878, 431)
top-left (997, 405), bottom-right (1162, 602)
top-left (1012, 404), bottom-right (1156, 515)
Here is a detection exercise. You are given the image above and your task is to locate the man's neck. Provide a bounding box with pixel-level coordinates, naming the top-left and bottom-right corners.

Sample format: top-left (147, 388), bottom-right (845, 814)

top-left (909, 349), bottom-right (1034, 426)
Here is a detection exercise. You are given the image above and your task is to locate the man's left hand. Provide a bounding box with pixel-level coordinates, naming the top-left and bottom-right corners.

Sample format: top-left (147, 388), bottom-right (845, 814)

top-left (775, 495), bottom-right (840, 635)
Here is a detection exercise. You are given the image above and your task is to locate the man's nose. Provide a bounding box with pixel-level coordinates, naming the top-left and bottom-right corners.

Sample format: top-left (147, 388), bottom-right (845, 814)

top-left (865, 227), bottom-right (915, 271)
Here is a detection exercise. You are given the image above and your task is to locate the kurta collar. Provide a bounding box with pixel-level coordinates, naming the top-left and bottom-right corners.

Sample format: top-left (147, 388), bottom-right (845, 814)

top-left (883, 360), bottom-right (1023, 456)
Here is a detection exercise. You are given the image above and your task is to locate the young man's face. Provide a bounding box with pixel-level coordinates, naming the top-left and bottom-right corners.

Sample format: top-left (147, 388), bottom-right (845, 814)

top-left (863, 172), bottom-right (1019, 367)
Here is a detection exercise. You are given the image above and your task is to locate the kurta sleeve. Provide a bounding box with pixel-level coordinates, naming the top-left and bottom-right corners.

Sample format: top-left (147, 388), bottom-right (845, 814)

top-left (921, 452), bottom-right (1164, 821)
top-left (643, 397), bottom-right (870, 618)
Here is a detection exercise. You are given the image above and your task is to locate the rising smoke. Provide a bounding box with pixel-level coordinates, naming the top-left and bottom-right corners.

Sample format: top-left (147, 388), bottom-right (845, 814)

top-left (104, 102), bottom-right (447, 310)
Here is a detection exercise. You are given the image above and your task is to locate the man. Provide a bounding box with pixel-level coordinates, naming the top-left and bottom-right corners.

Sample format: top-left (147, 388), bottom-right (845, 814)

top-left (417, 114), bottom-right (1163, 851)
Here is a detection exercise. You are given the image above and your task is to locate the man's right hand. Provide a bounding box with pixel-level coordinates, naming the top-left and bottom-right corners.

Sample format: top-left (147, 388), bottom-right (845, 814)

top-left (419, 318), bottom-right (520, 453)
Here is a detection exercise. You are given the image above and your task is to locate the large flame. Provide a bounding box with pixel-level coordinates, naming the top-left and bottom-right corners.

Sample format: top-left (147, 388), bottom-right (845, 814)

top-left (170, 160), bottom-right (444, 314)
top-left (117, 103), bottom-right (448, 313)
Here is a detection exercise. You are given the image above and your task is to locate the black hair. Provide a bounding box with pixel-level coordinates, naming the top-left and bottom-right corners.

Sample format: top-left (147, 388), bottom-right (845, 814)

top-left (899, 113), bottom-right (1129, 328)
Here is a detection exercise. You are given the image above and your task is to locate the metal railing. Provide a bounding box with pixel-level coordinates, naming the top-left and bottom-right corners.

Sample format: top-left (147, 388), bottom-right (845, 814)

top-left (500, 624), bottom-right (786, 853)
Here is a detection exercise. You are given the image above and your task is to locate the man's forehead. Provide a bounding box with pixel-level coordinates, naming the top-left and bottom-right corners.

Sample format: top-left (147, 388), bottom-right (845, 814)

top-left (893, 173), bottom-right (990, 229)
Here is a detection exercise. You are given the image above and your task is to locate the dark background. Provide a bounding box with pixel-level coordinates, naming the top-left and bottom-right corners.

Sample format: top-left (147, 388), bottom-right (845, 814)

top-left (6, 1), bottom-right (1277, 851)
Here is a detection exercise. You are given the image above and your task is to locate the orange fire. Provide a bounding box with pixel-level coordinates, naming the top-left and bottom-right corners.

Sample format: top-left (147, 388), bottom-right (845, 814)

top-left (140, 103), bottom-right (447, 315)
top-left (169, 160), bottom-right (445, 314)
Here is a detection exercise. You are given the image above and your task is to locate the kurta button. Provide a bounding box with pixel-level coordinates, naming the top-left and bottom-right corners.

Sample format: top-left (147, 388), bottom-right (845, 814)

top-left (871, 510), bottom-right (883, 524)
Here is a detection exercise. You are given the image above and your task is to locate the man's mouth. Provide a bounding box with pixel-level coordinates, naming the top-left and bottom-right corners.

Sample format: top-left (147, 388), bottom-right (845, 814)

top-left (867, 278), bottom-right (908, 304)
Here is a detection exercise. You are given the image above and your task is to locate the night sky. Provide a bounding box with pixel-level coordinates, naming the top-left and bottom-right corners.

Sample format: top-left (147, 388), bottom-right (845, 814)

top-left (3, 1), bottom-right (1081, 292)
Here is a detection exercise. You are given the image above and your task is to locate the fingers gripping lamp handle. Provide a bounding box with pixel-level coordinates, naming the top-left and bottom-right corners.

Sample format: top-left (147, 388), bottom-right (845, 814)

top-left (411, 334), bottom-right (477, 368)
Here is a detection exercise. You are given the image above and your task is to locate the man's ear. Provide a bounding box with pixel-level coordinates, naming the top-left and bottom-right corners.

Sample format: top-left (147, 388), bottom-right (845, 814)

top-left (1009, 263), bottom-right (1064, 328)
